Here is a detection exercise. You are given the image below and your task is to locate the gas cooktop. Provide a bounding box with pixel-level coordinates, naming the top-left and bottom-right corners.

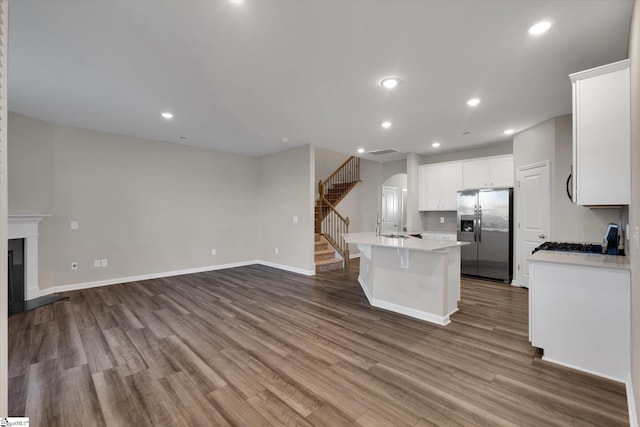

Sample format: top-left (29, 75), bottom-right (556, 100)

top-left (532, 241), bottom-right (603, 254)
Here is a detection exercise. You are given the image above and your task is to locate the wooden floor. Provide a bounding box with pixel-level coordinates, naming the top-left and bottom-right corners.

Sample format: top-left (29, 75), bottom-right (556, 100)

top-left (8, 264), bottom-right (629, 426)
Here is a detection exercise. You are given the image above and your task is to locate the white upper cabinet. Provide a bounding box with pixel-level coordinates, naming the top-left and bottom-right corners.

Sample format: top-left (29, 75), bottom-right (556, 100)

top-left (570, 59), bottom-right (630, 206)
top-left (418, 162), bottom-right (462, 211)
top-left (461, 155), bottom-right (513, 189)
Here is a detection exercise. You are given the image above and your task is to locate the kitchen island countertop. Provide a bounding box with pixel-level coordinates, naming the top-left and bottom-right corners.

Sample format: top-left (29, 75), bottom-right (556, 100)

top-left (343, 232), bottom-right (467, 252)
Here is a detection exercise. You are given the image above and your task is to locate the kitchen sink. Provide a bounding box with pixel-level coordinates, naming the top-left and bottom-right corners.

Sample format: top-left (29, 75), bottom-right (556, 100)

top-left (381, 233), bottom-right (410, 239)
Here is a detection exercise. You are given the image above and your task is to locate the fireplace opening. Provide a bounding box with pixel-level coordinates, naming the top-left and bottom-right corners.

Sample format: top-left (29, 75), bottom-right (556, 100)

top-left (8, 238), bottom-right (25, 316)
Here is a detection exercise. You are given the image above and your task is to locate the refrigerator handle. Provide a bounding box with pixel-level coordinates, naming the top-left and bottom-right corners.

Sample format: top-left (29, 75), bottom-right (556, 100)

top-left (478, 205), bottom-right (482, 242)
top-left (473, 205), bottom-right (478, 242)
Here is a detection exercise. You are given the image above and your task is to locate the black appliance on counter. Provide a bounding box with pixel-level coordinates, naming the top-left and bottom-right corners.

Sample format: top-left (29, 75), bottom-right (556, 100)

top-left (604, 224), bottom-right (619, 255)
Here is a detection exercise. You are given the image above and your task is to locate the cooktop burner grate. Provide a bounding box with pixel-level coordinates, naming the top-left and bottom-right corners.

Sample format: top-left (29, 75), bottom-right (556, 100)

top-left (532, 241), bottom-right (603, 254)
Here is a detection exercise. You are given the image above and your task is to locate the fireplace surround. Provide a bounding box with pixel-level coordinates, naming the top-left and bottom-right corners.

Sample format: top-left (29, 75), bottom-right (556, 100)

top-left (8, 215), bottom-right (49, 301)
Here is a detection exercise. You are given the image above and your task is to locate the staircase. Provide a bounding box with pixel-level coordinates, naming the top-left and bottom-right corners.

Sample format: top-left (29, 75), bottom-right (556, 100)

top-left (315, 156), bottom-right (360, 273)
top-left (314, 234), bottom-right (343, 272)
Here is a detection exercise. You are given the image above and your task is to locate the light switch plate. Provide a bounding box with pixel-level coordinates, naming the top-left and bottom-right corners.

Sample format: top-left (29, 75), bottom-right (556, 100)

top-left (71, 221), bottom-right (79, 230)
top-left (94, 259), bottom-right (101, 267)
top-left (100, 259), bottom-right (108, 267)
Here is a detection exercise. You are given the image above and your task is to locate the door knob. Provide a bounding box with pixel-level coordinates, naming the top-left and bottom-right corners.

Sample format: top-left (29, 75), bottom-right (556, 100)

top-left (538, 234), bottom-right (546, 239)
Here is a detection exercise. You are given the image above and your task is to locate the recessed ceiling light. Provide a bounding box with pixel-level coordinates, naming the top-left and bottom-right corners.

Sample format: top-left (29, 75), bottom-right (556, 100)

top-left (161, 112), bottom-right (173, 119)
top-left (529, 21), bottom-right (551, 36)
top-left (432, 142), bottom-right (441, 148)
top-left (282, 137), bottom-right (289, 143)
top-left (467, 98), bottom-right (480, 107)
top-left (504, 129), bottom-right (515, 135)
top-left (381, 78), bottom-right (399, 89)
top-left (381, 121), bottom-right (392, 129)
top-left (229, 0), bottom-right (244, 4)
top-left (357, 148), bottom-right (365, 154)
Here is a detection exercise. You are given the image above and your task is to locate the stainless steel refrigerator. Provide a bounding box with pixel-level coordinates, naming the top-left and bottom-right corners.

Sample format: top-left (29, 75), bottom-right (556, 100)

top-left (457, 188), bottom-right (513, 283)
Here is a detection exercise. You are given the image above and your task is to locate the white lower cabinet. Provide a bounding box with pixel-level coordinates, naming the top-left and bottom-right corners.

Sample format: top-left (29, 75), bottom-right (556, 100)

top-left (529, 254), bottom-right (630, 382)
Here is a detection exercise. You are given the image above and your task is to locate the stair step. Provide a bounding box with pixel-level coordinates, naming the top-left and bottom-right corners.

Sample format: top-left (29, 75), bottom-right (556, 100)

top-left (315, 257), bottom-right (344, 273)
top-left (315, 241), bottom-right (328, 250)
top-left (314, 249), bottom-right (335, 261)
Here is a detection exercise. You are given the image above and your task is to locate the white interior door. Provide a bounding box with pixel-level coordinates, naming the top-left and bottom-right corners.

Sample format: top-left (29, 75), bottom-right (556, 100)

top-left (381, 186), bottom-right (398, 233)
top-left (516, 162), bottom-right (550, 288)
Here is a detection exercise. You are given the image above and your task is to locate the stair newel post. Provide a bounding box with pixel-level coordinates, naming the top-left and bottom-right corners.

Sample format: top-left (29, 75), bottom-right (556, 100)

top-left (344, 216), bottom-right (350, 268)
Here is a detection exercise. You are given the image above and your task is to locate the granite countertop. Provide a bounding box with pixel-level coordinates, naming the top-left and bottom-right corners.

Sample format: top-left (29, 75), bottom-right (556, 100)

top-left (528, 250), bottom-right (630, 270)
top-left (343, 232), bottom-right (468, 252)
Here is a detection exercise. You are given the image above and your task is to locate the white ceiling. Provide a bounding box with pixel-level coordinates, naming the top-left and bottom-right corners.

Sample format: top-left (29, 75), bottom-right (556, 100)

top-left (8, 0), bottom-right (633, 162)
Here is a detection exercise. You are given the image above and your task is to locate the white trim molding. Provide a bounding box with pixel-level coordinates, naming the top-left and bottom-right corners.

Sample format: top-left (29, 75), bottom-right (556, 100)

top-left (371, 297), bottom-right (453, 326)
top-left (257, 261), bottom-right (315, 276)
top-left (8, 215), bottom-right (50, 301)
top-left (36, 259), bottom-right (314, 298)
top-left (628, 375), bottom-right (638, 427)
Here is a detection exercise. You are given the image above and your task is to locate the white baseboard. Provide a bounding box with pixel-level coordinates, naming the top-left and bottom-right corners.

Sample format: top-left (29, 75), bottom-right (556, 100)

top-left (257, 261), bottom-right (315, 276)
top-left (541, 356), bottom-right (625, 383)
top-left (628, 375), bottom-right (638, 427)
top-left (357, 277), bottom-right (450, 326)
top-left (34, 259), bottom-right (314, 299)
top-left (371, 299), bottom-right (451, 326)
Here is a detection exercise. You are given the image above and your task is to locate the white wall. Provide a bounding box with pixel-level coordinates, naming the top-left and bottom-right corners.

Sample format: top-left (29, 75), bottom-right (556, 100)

top-left (7, 112), bottom-right (273, 290)
top-left (628, 0), bottom-right (639, 423)
top-left (513, 115), bottom-right (621, 244)
top-left (7, 113), bottom-right (56, 287)
top-left (314, 147), bottom-right (350, 195)
top-left (258, 145), bottom-right (315, 273)
top-left (337, 159), bottom-right (383, 256)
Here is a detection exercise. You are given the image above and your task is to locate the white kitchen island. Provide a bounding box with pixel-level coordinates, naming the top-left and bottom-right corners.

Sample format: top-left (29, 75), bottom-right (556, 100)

top-left (343, 232), bottom-right (468, 326)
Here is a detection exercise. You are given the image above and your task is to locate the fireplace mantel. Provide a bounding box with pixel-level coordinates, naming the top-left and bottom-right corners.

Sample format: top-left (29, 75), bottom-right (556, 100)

top-left (8, 214), bottom-right (50, 300)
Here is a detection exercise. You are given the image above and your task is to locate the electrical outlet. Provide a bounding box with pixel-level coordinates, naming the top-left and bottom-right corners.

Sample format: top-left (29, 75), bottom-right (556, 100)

top-left (71, 221), bottom-right (79, 230)
top-left (94, 259), bottom-right (101, 267)
top-left (101, 258), bottom-right (108, 267)
top-left (293, 216), bottom-right (299, 224)
top-left (71, 262), bottom-right (78, 270)
top-left (211, 249), bottom-right (217, 255)
top-left (440, 216), bottom-right (445, 224)
top-left (274, 247), bottom-right (279, 254)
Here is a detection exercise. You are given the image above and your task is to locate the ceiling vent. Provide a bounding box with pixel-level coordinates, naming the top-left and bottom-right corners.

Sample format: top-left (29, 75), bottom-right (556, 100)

top-left (367, 148), bottom-right (399, 155)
